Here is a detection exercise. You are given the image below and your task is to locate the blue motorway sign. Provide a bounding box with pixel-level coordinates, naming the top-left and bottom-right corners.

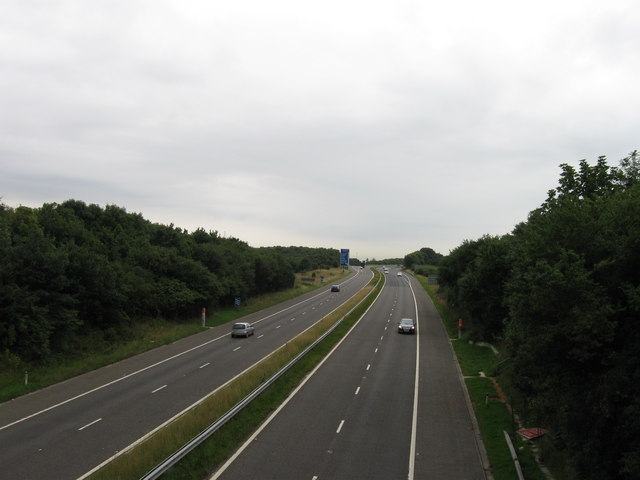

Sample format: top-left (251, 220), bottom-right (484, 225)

top-left (340, 249), bottom-right (349, 267)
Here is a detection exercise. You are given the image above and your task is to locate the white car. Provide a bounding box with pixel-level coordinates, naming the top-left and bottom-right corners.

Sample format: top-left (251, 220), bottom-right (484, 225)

top-left (231, 322), bottom-right (255, 338)
top-left (397, 272), bottom-right (402, 276)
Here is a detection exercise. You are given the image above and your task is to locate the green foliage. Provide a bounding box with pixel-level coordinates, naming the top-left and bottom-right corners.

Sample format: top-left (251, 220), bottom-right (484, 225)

top-left (366, 257), bottom-right (404, 265)
top-left (258, 245), bottom-right (340, 271)
top-left (439, 152), bottom-right (640, 479)
top-left (0, 200), bottom-right (329, 364)
top-left (403, 246), bottom-right (443, 269)
top-left (439, 235), bottom-right (511, 341)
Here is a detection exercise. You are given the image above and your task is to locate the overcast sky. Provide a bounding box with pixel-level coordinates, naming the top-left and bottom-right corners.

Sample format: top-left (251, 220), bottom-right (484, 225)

top-left (1, 1), bottom-right (638, 260)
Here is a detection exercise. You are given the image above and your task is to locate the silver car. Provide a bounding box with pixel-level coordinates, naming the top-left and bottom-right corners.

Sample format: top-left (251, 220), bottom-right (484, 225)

top-left (397, 318), bottom-right (416, 334)
top-left (231, 322), bottom-right (255, 338)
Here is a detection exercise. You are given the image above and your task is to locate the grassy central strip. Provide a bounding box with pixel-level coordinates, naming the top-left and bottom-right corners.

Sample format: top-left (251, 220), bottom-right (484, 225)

top-left (88, 271), bottom-right (382, 480)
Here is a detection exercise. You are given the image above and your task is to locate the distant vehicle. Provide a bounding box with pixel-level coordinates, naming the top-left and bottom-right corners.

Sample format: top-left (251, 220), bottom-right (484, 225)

top-left (397, 272), bottom-right (402, 276)
top-left (331, 285), bottom-right (340, 292)
top-left (231, 322), bottom-right (255, 338)
top-left (384, 268), bottom-right (389, 274)
top-left (397, 318), bottom-right (416, 334)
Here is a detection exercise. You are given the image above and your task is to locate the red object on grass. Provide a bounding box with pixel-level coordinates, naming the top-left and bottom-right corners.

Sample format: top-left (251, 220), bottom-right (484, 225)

top-left (517, 427), bottom-right (547, 440)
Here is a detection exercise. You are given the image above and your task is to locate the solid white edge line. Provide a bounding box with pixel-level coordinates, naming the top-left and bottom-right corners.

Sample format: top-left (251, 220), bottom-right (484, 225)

top-left (407, 276), bottom-right (420, 480)
top-left (208, 271), bottom-right (386, 480)
top-left (1, 269), bottom-right (373, 433)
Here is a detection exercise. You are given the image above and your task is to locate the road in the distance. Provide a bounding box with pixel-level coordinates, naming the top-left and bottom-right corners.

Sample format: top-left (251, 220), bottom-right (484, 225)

top-left (0, 267), bottom-right (372, 480)
top-left (213, 269), bottom-right (488, 480)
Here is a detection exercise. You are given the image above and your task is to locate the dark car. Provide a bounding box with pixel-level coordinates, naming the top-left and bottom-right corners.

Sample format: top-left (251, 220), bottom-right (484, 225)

top-left (231, 322), bottom-right (255, 338)
top-left (397, 318), bottom-right (416, 334)
top-left (331, 285), bottom-right (340, 292)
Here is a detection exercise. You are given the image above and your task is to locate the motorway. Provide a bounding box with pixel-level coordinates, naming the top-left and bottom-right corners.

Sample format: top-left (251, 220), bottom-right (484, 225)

top-left (212, 269), bottom-right (489, 480)
top-left (0, 267), bottom-right (372, 480)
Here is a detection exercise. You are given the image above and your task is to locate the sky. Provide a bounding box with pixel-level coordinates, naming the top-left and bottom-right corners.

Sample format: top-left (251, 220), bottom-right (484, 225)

top-left (1, 0), bottom-right (638, 260)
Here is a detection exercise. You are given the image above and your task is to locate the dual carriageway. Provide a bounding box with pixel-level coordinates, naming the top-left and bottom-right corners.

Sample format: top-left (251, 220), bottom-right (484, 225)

top-left (0, 267), bottom-right (488, 479)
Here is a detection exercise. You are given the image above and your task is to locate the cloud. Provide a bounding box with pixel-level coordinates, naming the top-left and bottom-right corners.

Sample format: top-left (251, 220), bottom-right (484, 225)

top-left (1, 0), bottom-right (638, 259)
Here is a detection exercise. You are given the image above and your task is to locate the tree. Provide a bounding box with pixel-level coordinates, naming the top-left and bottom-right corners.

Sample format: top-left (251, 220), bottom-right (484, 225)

top-left (438, 236), bottom-right (511, 340)
top-left (503, 157), bottom-right (640, 479)
top-left (403, 247), bottom-right (443, 269)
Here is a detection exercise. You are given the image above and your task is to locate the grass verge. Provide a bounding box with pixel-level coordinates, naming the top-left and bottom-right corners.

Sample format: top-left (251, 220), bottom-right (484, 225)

top-left (87, 271), bottom-right (382, 480)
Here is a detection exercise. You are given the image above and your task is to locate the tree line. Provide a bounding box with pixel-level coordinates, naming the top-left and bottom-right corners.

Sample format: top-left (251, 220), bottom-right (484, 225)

top-left (438, 151), bottom-right (640, 480)
top-left (403, 247), bottom-right (443, 271)
top-left (0, 200), bottom-right (339, 364)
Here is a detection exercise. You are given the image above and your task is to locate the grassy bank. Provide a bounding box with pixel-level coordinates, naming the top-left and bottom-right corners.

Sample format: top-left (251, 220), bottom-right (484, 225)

top-left (415, 274), bottom-right (550, 480)
top-left (0, 268), bottom-right (350, 404)
top-left (88, 270), bottom-right (382, 479)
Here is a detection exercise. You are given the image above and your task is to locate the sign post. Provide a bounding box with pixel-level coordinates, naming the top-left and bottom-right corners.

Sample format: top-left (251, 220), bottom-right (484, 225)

top-left (340, 249), bottom-right (350, 269)
top-left (458, 318), bottom-right (463, 339)
top-left (201, 307), bottom-right (206, 327)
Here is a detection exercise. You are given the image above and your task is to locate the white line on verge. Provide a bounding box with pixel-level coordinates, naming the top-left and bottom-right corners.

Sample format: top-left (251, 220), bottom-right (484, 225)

top-left (407, 276), bottom-right (421, 480)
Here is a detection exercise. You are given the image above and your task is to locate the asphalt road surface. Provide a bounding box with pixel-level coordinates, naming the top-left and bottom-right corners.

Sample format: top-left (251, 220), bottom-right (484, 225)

top-left (212, 268), bottom-right (489, 480)
top-left (0, 267), bottom-right (372, 480)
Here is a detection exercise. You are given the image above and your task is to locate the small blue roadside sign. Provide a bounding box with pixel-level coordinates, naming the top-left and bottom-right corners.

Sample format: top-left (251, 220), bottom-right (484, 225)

top-left (340, 249), bottom-right (349, 267)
